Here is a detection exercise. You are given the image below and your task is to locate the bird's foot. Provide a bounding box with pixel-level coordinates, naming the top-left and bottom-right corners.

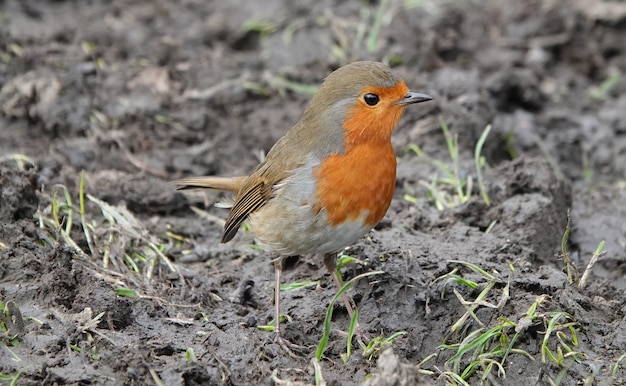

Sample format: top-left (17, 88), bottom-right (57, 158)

top-left (354, 325), bottom-right (370, 345)
top-left (274, 333), bottom-right (305, 359)
top-left (335, 324), bottom-right (370, 346)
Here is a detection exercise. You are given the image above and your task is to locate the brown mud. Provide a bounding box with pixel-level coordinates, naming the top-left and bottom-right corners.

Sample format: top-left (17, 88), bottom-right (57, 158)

top-left (1, 0), bottom-right (626, 385)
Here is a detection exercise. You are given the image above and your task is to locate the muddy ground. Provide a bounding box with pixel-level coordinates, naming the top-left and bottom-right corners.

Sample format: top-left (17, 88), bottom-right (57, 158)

top-left (1, 0), bottom-right (626, 385)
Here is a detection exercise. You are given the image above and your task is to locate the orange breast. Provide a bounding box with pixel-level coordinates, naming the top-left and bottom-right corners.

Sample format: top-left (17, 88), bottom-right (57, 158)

top-left (313, 142), bottom-right (396, 227)
top-left (311, 80), bottom-right (408, 228)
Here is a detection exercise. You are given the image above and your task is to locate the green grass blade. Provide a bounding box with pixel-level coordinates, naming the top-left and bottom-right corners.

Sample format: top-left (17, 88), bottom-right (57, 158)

top-left (366, 0), bottom-right (388, 52)
top-left (342, 307), bottom-right (359, 363)
top-left (474, 124), bottom-right (492, 206)
top-left (316, 270), bottom-right (383, 360)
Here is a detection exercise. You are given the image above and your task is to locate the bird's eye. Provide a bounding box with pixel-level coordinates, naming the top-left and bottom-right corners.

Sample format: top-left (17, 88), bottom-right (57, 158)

top-left (363, 93), bottom-right (380, 106)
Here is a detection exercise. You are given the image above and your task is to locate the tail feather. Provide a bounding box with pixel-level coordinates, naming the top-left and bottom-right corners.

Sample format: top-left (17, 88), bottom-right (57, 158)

top-left (172, 176), bottom-right (247, 193)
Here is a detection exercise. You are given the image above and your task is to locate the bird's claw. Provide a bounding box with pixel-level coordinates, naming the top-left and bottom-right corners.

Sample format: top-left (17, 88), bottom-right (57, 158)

top-left (274, 334), bottom-right (305, 359)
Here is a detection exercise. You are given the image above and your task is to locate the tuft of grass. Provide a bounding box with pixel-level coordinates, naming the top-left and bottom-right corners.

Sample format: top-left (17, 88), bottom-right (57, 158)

top-left (541, 312), bottom-right (583, 366)
top-left (406, 120), bottom-right (492, 210)
top-left (36, 183), bottom-right (87, 256)
top-left (431, 260), bottom-right (497, 306)
top-left (439, 119), bottom-right (469, 205)
top-left (34, 173), bottom-right (183, 294)
top-left (316, 270), bottom-right (383, 360)
top-left (425, 260), bottom-right (585, 384)
top-left (443, 261), bottom-right (503, 334)
top-left (86, 194), bottom-right (180, 280)
top-left (440, 320), bottom-right (534, 382)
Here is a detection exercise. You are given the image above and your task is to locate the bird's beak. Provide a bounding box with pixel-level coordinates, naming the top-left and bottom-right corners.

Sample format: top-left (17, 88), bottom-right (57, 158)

top-left (397, 91), bottom-right (433, 106)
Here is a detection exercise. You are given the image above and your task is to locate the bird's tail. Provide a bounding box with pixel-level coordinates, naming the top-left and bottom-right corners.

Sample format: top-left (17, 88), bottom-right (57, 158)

top-left (171, 176), bottom-right (247, 193)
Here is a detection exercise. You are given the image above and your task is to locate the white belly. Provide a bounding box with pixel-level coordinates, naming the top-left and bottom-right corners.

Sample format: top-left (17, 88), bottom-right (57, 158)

top-left (247, 157), bottom-right (373, 256)
top-left (249, 204), bottom-right (371, 255)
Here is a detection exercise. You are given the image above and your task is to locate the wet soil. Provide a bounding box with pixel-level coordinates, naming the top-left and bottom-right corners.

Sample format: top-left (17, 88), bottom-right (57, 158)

top-left (1, 0), bottom-right (626, 385)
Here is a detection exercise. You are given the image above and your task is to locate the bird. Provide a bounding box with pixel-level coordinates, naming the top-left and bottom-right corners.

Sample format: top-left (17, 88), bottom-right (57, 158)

top-left (173, 61), bottom-right (432, 354)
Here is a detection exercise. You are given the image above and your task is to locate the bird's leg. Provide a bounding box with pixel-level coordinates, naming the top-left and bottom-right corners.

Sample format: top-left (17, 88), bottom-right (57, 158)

top-left (273, 259), bottom-right (302, 357)
top-left (324, 253), bottom-right (356, 316)
top-left (323, 253), bottom-right (369, 344)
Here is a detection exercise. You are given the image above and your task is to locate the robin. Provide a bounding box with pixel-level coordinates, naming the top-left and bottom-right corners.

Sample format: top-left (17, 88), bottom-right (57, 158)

top-left (174, 61), bottom-right (432, 354)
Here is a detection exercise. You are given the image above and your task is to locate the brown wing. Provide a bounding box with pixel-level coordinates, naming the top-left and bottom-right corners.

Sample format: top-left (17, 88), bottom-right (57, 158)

top-left (220, 125), bottom-right (313, 243)
top-left (221, 174), bottom-right (275, 243)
